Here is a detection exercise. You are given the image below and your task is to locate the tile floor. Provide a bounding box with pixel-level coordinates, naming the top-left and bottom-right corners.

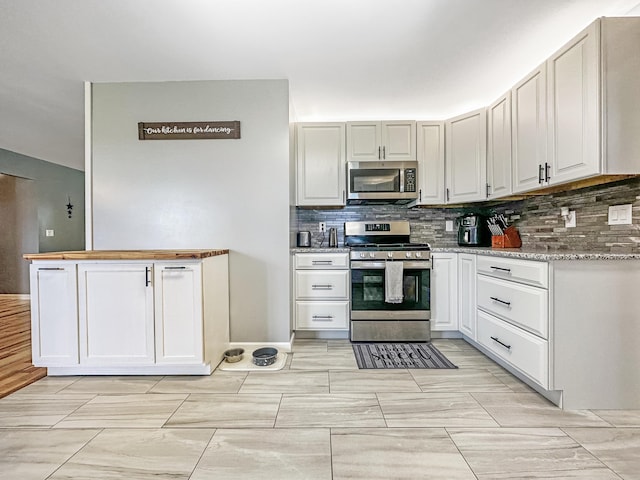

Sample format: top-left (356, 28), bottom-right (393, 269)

top-left (1, 338), bottom-right (639, 479)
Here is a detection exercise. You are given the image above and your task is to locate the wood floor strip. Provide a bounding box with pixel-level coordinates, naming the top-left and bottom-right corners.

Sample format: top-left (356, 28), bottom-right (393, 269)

top-left (0, 297), bottom-right (46, 398)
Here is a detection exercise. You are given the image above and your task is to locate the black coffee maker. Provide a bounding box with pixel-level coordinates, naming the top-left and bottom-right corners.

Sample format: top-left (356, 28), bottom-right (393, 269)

top-left (457, 214), bottom-right (490, 246)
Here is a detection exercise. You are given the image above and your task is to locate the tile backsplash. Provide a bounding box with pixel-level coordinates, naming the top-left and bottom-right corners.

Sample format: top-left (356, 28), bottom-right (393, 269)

top-left (293, 176), bottom-right (640, 253)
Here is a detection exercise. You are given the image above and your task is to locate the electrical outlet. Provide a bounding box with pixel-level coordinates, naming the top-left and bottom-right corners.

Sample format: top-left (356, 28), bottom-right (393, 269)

top-left (319, 222), bottom-right (326, 233)
top-left (45, 229), bottom-right (54, 237)
top-left (445, 220), bottom-right (454, 232)
top-left (565, 211), bottom-right (576, 228)
top-left (608, 204), bottom-right (632, 225)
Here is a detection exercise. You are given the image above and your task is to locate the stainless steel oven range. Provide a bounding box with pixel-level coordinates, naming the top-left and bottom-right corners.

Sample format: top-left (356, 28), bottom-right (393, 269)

top-left (345, 221), bottom-right (431, 342)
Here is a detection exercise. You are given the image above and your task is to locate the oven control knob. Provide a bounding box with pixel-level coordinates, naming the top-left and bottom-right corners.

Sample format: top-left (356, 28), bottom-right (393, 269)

top-left (387, 252), bottom-right (393, 258)
top-left (369, 252), bottom-right (375, 258)
top-left (405, 252), bottom-right (412, 258)
top-left (360, 252), bottom-right (366, 258)
top-left (415, 252), bottom-right (422, 258)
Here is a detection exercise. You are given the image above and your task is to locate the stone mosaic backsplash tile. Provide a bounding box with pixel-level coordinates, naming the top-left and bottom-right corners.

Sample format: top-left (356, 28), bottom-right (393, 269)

top-left (292, 176), bottom-right (640, 253)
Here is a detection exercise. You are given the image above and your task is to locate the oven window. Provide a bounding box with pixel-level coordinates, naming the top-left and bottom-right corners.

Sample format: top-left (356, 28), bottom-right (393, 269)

top-left (351, 268), bottom-right (430, 311)
top-left (351, 169), bottom-right (400, 193)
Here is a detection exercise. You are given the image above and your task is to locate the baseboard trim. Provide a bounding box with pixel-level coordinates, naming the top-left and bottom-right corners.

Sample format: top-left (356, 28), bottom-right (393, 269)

top-left (46, 364), bottom-right (213, 376)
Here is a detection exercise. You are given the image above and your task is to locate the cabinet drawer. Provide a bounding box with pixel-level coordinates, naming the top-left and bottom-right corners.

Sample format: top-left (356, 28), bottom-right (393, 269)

top-left (296, 301), bottom-right (349, 330)
top-left (295, 270), bottom-right (349, 299)
top-left (476, 255), bottom-right (548, 288)
top-left (477, 310), bottom-right (548, 388)
top-left (477, 275), bottom-right (548, 338)
top-left (295, 253), bottom-right (349, 269)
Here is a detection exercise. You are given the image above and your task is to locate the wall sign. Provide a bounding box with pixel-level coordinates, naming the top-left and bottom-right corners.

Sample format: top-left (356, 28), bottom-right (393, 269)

top-left (138, 121), bottom-right (241, 140)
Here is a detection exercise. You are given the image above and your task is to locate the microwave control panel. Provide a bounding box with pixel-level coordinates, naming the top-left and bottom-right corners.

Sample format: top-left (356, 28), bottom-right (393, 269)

top-left (404, 168), bottom-right (416, 192)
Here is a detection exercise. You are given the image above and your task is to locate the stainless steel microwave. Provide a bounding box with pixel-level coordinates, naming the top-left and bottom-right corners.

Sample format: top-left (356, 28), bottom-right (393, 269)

top-left (347, 161), bottom-right (418, 204)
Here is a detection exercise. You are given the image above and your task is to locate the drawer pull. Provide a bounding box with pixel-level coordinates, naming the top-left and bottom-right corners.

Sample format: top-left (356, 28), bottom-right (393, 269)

top-left (312, 284), bottom-right (333, 290)
top-left (164, 266), bottom-right (187, 270)
top-left (491, 336), bottom-right (512, 350)
top-left (38, 267), bottom-right (64, 271)
top-left (490, 296), bottom-right (511, 307)
top-left (312, 315), bottom-right (334, 321)
top-left (312, 260), bottom-right (333, 265)
top-left (490, 266), bottom-right (511, 273)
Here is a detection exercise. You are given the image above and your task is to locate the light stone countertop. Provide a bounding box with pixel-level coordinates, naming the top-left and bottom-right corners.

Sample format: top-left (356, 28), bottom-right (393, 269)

top-left (290, 246), bottom-right (640, 260)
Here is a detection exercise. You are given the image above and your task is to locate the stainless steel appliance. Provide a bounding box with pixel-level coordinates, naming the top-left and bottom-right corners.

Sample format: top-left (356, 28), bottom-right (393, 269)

top-left (297, 231), bottom-right (311, 247)
top-left (347, 161), bottom-right (418, 204)
top-left (457, 214), bottom-right (490, 246)
top-left (345, 221), bottom-right (431, 342)
top-left (328, 227), bottom-right (338, 247)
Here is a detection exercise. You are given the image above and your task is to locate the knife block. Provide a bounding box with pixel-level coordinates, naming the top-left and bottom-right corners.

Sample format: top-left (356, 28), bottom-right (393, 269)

top-left (491, 226), bottom-right (522, 248)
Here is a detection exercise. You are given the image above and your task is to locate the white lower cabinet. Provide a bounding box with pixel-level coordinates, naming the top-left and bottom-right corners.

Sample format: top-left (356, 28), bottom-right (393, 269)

top-left (29, 263), bottom-right (79, 366)
top-left (28, 255), bottom-right (229, 375)
top-left (294, 252), bottom-right (349, 331)
top-left (475, 255), bottom-right (549, 389)
top-left (431, 252), bottom-right (458, 331)
top-left (78, 264), bottom-right (155, 366)
top-left (457, 253), bottom-right (476, 339)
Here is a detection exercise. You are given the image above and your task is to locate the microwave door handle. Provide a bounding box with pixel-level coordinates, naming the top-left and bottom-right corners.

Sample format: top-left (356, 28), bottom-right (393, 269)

top-left (399, 168), bottom-right (405, 193)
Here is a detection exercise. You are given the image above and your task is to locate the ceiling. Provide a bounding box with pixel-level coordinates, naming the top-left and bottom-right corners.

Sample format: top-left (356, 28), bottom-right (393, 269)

top-left (2, 0), bottom-right (640, 171)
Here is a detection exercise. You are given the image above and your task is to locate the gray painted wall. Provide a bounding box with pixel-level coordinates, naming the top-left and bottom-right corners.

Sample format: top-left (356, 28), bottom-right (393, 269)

top-left (0, 148), bottom-right (85, 254)
top-left (90, 80), bottom-right (291, 343)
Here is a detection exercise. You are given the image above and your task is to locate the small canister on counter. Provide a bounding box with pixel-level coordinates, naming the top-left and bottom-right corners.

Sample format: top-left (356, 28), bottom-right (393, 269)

top-left (297, 231), bottom-right (311, 247)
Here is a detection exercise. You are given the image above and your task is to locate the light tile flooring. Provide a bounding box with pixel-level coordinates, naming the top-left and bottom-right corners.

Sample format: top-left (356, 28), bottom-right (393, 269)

top-left (1, 339), bottom-right (639, 479)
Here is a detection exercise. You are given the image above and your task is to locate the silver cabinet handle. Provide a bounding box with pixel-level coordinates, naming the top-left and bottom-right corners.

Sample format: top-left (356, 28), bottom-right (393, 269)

top-left (164, 266), bottom-right (187, 270)
top-left (490, 296), bottom-right (511, 307)
top-left (378, 146), bottom-right (381, 159)
top-left (491, 336), bottom-right (511, 350)
top-left (312, 315), bottom-right (334, 321)
top-left (490, 266), bottom-right (511, 273)
top-left (38, 267), bottom-right (64, 271)
top-left (145, 266), bottom-right (151, 287)
top-left (311, 284), bottom-right (333, 290)
top-left (382, 146), bottom-right (386, 159)
top-left (312, 260), bottom-right (333, 265)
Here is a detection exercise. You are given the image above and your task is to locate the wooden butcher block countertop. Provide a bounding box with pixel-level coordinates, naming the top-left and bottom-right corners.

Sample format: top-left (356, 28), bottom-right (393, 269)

top-left (23, 249), bottom-right (229, 260)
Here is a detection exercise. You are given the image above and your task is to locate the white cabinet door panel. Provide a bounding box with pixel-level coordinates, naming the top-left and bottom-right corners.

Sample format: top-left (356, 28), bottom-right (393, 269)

top-left (476, 255), bottom-right (548, 288)
top-left (29, 264), bottom-right (79, 366)
top-left (154, 264), bottom-right (203, 364)
top-left (347, 122), bottom-right (381, 161)
top-left (477, 310), bottom-right (549, 388)
top-left (458, 254), bottom-right (477, 339)
top-left (416, 122), bottom-right (445, 204)
top-left (487, 93), bottom-right (512, 198)
top-left (296, 301), bottom-right (349, 329)
top-left (431, 253), bottom-right (458, 331)
top-left (78, 264), bottom-right (155, 365)
top-left (295, 270), bottom-right (349, 300)
top-left (382, 121), bottom-right (416, 161)
top-left (477, 275), bottom-right (548, 339)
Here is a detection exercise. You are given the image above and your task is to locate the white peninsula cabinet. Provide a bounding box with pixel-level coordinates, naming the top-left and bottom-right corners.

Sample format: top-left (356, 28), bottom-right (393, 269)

top-left (346, 121), bottom-right (416, 161)
top-left (486, 93), bottom-right (512, 199)
top-left (296, 123), bottom-right (346, 206)
top-left (25, 250), bottom-right (230, 375)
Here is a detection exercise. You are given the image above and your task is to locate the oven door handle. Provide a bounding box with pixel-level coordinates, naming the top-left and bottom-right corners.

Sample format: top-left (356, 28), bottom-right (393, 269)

top-left (350, 261), bottom-right (431, 270)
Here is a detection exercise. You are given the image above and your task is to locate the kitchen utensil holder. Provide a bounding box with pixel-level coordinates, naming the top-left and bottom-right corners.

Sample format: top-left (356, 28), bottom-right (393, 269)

top-left (491, 226), bottom-right (522, 248)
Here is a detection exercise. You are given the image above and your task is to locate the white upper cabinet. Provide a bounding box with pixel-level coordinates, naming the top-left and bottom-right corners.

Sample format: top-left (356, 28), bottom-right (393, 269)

top-left (347, 121), bottom-right (416, 161)
top-left (547, 21), bottom-right (600, 186)
top-left (445, 108), bottom-right (487, 203)
top-left (296, 123), bottom-right (346, 206)
top-left (487, 92), bottom-right (512, 199)
top-left (512, 64), bottom-right (547, 194)
top-left (415, 121), bottom-right (445, 205)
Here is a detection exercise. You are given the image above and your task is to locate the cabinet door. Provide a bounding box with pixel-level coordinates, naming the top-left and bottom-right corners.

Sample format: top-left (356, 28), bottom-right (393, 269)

top-left (416, 122), bottom-right (445, 204)
top-left (458, 253), bottom-right (477, 340)
top-left (431, 253), bottom-right (458, 331)
top-left (154, 264), bottom-right (203, 364)
top-left (512, 64), bottom-right (547, 193)
top-left (382, 121), bottom-right (416, 161)
top-left (487, 93), bottom-right (512, 199)
top-left (346, 122), bottom-right (381, 161)
top-left (29, 264), bottom-right (79, 366)
top-left (296, 123), bottom-right (346, 206)
top-left (445, 109), bottom-right (487, 203)
top-left (78, 264), bottom-right (154, 365)
top-left (547, 21), bottom-right (600, 185)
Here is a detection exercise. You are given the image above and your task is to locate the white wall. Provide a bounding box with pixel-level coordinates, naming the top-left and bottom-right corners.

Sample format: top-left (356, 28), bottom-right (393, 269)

top-left (90, 80), bottom-right (291, 343)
